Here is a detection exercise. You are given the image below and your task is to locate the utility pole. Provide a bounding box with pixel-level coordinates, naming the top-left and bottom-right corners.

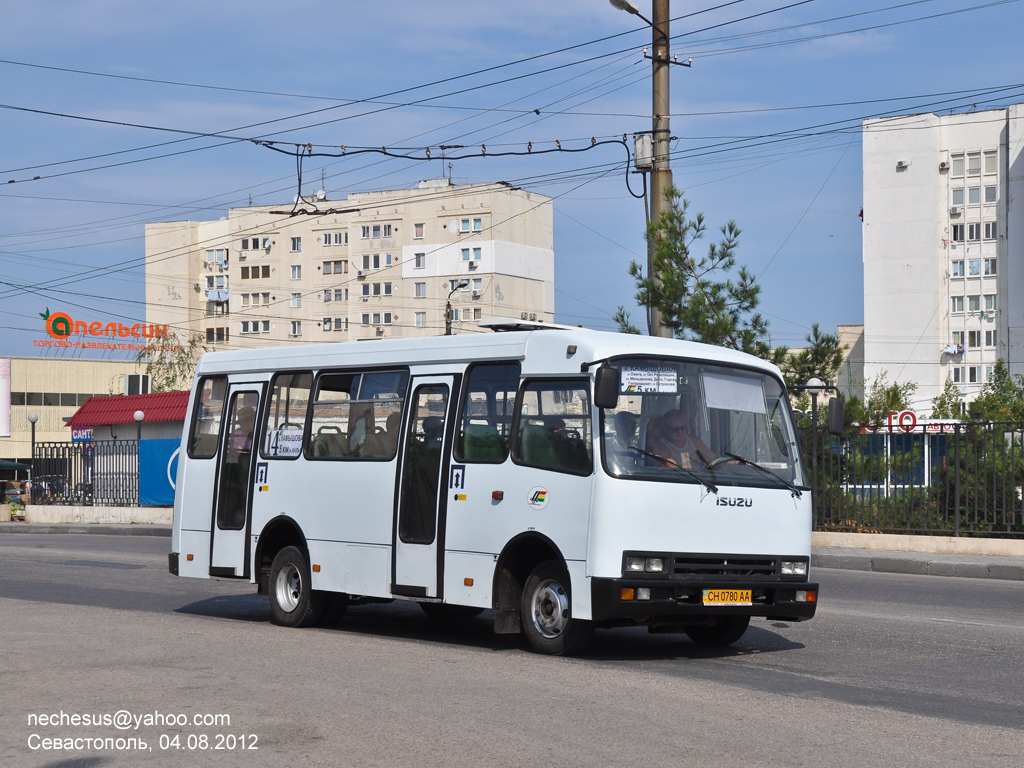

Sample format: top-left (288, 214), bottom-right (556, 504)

top-left (649, 0), bottom-right (672, 338)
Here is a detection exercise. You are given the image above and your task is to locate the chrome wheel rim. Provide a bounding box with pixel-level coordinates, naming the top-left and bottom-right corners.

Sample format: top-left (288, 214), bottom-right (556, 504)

top-left (275, 562), bottom-right (302, 612)
top-left (530, 578), bottom-right (569, 638)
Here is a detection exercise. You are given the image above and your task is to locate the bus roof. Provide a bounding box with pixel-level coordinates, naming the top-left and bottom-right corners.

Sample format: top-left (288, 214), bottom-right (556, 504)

top-left (193, 319), bottom-right (782, 380)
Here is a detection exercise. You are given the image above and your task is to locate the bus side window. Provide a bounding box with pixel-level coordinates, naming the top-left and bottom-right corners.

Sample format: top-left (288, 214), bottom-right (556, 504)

top-left (188, 376), bottom-right (227, 459)
top-left (307, 370), bottom-right (408, 460)
top-left (455, 362), bottom-right (520, 463)
top-left (260, 372), bottom-right (312, 460)
top-left (513, 380), bottom-right (593, 475)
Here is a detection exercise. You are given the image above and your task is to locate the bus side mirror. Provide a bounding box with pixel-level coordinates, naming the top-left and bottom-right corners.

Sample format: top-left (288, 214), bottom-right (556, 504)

top-left (594, 367), bottom-right (620, 410)
top-left (828, 397), bottom-right (844, 436)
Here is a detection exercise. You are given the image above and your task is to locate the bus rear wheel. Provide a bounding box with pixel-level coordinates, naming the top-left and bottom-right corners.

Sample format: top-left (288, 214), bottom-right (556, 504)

top-left (521, 560), bottom-right (593, 656)
top-left (269, 546), bottom-right (326, 628)
top-left (685, 615), bottom-right (750, 647)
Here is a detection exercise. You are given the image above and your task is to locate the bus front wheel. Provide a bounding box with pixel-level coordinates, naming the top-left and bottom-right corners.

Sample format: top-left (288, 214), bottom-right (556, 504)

top-left (521, 560), bottom-right (593, 656)
top-left (268, 546), bottom-right (326, 628)
top-left (685, 615), bottom-right (750, 647)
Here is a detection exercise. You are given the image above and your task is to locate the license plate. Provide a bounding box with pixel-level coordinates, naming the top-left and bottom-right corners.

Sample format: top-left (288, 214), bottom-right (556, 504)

top-left (703, 589), bottom-right (752, 606)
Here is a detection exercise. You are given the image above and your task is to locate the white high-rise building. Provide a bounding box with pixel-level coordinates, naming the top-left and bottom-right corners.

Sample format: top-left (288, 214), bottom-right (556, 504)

top-left (145, 180), bottom-right (554, 348)
top-left (862, 104), bottom-right (1024, 411)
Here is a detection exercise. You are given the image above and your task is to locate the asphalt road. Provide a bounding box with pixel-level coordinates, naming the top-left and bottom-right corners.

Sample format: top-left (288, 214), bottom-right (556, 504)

top-left (1, 534), bottom-right (1021, 767)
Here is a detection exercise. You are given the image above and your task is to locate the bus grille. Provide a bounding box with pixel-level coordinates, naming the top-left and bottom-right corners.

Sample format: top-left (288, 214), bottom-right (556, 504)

top-left (671, 555), bottom-right (779, 579)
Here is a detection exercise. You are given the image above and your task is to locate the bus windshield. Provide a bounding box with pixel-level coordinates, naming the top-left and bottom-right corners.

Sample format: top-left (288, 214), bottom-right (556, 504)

top-left (600, 357), bottom-right (805, 490)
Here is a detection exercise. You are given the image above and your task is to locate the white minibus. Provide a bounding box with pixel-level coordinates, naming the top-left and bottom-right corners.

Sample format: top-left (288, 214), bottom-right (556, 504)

top-left (169, 319), bottom-right (820, 655)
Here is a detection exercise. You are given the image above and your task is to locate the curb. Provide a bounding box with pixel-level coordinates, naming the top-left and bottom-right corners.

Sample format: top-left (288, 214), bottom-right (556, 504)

top-left (812, 550), bottom-right (1024, 581)
top-left (0, 523), bottom-right (171, 537)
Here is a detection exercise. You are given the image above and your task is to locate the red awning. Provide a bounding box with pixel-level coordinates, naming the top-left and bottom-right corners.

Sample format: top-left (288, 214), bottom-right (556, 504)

top-left (66, 391), bottom-right (191, 428)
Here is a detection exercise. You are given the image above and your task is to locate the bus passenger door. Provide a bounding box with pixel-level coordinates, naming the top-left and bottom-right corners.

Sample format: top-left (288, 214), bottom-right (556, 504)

top-left (210, 385), bottom-right (263, 578)
top-left (393, 375), bottom-right (456, 598)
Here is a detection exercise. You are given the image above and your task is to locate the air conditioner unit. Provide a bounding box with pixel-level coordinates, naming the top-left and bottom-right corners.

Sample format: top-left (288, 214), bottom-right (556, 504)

top-left (896, 160), bottom-right (908, 169)
top-left (950, 206), bottom-right (961, 216)
top-left (193, 283), bottom-right (200, 291)
top-left (361, 296), bottom-right (369, 302)
top-left (468, 261), bottom-right (479, 270)
top-left (939, 161), bottom-right (949, 171)
top-left (521, 312), bottom-right (529, 320)
top-left (529, 313), bottom-right (537, 321)
top-left (376, 326), bottom-right (384, 334)
top-left (357, 270), bottom-right (366, 279)
top-left (472, 290), bottom-right (481, 299)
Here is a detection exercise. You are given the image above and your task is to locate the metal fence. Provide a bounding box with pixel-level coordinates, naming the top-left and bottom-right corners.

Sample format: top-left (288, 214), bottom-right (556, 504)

top-left (800, 422), bottom-right (1024, 538)
top-left (32, 441), bottom-right (139, 507)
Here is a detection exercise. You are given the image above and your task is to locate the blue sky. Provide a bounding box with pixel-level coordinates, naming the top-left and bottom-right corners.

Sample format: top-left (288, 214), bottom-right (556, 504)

top-left (2, 0), bottom-right (1023, 359)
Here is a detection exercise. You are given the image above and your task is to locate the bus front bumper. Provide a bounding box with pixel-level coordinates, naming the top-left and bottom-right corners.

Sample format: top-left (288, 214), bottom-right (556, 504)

top-left (590, 577), bottom-right (818, 624)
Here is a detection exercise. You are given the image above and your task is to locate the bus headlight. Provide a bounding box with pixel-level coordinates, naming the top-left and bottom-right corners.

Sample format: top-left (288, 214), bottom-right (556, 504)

top-left (645, 557), bottom-right (665, 573)
top-left (626, 556), bottom-right (646, 572)
top-left (781, 560), bottom-right (808, 576)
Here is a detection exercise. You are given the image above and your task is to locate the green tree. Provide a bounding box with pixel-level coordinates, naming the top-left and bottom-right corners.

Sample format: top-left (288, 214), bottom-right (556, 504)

top-left (136, 330), bottom-right (209, 392)
top-left (968, 358), bottom-right (1024, 422)
top-left (616, 186), bottom-right (785, 366)
top-left (929, 376), bottom-right (964, 419)
top-left (845, 372), bottom-right (917, 427)
top-left (780, 323), bottom-right (844, 391)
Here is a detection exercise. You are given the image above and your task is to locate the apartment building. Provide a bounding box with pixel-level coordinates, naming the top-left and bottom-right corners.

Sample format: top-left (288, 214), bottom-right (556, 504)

top-left (862, 104), bottom-right (1024, 410)
top-left (144, 180), bottom-right (554, 348)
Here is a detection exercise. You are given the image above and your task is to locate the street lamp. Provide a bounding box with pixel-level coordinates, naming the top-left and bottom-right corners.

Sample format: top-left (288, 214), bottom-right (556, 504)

top-left (27, 412), bottom-right (38, 505)
top-left (804, 378), bottom-right (826, 499)
top-left (610, 0), bottom-right (678, 338)
top-left (134, 410), bottom-right (145, 442)
top-left (445, 280), bottom-right (469, 336)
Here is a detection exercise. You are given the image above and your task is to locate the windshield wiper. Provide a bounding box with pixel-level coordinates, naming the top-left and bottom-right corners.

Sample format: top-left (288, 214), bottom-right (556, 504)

top-left (706, 452), bottom-right (802, 498)
top-left (626, 445), bottom-right (718, 495)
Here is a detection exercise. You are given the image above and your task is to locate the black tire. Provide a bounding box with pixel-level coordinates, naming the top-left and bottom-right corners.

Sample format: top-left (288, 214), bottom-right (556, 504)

top-left (268, 546), bottom-right (326, 628)
top-left (521, 560), bottom-right (593, 656)
top-left (419, 603), bottom-right (485, 621)
top-left (685, 615), bottom-right (750, 647)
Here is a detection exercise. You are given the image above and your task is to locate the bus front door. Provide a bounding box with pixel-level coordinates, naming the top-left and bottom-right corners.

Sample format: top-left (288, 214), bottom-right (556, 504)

top-left (393, 375), bottom-right (456, 598)
top-left (210, 385), bottom-right (263, 578)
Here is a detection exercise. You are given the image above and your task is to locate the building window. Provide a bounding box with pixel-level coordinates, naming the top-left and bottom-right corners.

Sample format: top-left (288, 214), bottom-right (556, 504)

top-left (372, 283), bottom-right (381, 297)
top-left (461, 248), bottom-right (470, 261)
top-left (335, 317), bottom-right (347, 332)
top-left (952, 296), bottom-right (964, 314)
top-left (968, 188), bottom-right (980, 205)
top-left (361, 225), bottom-right (370, 239)
top-left (951, 260), bottom-right (964, 277)
top-left (385, 253), bottom-right (393, 267)
top-left (985, 186), bottom-right (997, 203)
top-left (951, 224), bottom-right (965, 243)
top-left (414, 223), bottom-right (424, 239)
top-left (984, 258), bottom-right (996, 276)
top-left (450, 308), bottom-right (461, 322)
top-left (383, 224), bottom-right (392, 237)
top-left (241, 266), bottom-right (249, 279)
top-left (473, 308), bottom-right (482, 320)
top-left (953, 367), bottom-right (964, 383)
top-left (985, 294), bottom-right (997, 311)
top-left (361, 313), bottom-right (370, 326)
top-left (335, 288), bottom-right (346, 302)
top-left (290, 321), bottom-right (302, 336)
top-left (323, 318), bottom-right (332, 332)
top-left (968, 259), bottom-right (980, 276)
top-left (968, 295), bottom-right (980, 312)
top-left (952, 188), bottom-right (964, 205)
top-left (415, 312), bottom-right (426, 328)
top-left (415, 282), bottom-right (426, 298)
top-left (241, 321), bottom-right (250, 334)
top-left (323, 261), bottom-right (333, 275)
top-left (473, 218), bottom-right (482, 231)
top-left (984, 151), bottom-right (997, 174)
top-left (968, 331), bottom-right (981, 348)
top-left (952, 331), bottom-right (964, 346)
top-left (986, 365), bottom-right (994, 382)
top-left (460, 218), bottom-right (471, 233)
top-left (472, 247), bottom-right (481, 261)
top-left (951, 154), bottom-right (964, 176)
top-left (324, 290), bottom-right (332, 303)
top-left (968, 152), bottom-right (981, 175)
top-left (984, 223), bottom-right (997, 241)
top-left (414, 252), bottom-right (425, 269)
top-left (361, 284), bottom-right (370, 298)
top-left (372, 224), bottom-right (381, 238)
top-left (986, 330), bottom-right (997, 347)
top-left (262, 292), bottom-right (270, 305)
top-left (291, 237), bottom-right (302, 252)
top-left (472, 278), bottom-right (482, 292)
top-left (291, 293), bottom-right (302, 308)
top-left (968, 366), bottom-right (980, 383)
top-left (290, 265), bottom-right (301, 280)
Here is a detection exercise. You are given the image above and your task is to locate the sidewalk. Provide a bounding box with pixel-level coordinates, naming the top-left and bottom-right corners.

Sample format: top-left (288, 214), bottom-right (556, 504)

top-left (0, 521), bottom-right (1021, 581)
